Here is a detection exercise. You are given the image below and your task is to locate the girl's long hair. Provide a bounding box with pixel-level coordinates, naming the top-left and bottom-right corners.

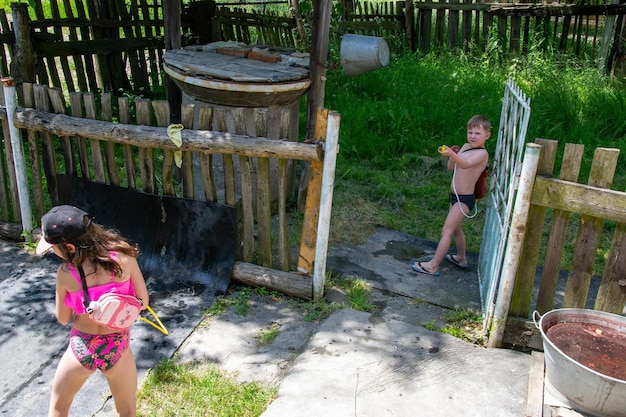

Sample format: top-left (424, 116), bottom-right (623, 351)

top-left (56, 222), bottom-right (139, 278)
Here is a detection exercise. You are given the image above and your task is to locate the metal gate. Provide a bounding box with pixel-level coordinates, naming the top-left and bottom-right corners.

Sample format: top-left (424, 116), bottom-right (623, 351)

top-left (478, 80), bottom-right (531, 330)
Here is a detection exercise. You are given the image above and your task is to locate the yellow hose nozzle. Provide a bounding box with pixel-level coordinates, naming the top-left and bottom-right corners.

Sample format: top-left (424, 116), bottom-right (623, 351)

top-left (438, 145), bottom-right (447, 153)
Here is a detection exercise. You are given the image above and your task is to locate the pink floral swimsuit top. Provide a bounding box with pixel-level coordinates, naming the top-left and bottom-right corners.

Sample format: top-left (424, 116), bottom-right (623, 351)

top-left (64, 252), bottom-right (136, 314)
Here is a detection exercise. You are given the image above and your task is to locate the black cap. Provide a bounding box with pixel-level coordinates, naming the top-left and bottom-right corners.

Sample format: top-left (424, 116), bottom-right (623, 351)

top-left (36, 205), bottom-right (92, 254)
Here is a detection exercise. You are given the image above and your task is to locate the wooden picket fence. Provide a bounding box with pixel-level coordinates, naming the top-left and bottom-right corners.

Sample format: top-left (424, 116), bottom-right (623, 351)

top-left (216, 7), bottom-right (302, 48)
top-left (2, 0), bottom-right (625, 99)
top-left (503, 138), bottom-right (626, 348)
top-left (343, 0), bottom-right (625, 58)
top-left (0, 82), bottom-right (339, 300)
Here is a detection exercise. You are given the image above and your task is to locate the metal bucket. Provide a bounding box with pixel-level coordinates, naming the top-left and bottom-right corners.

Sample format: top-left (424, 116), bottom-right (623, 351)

top-left (534, 308), bottom-right (626, 417)
top-left (340, 34), bottom-right (390, 77)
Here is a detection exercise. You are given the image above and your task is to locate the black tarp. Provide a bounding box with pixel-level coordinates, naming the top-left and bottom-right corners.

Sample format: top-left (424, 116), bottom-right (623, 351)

top-left (56, 174), bottom-right (237, 298)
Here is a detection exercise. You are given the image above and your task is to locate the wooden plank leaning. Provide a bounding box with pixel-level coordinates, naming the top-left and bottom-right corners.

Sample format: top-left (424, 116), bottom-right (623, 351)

top-left (297, 108), bottom-right (328, 276)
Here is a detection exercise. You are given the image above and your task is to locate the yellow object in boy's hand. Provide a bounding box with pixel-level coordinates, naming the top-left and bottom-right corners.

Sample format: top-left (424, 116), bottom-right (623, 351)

top-left (438, 145), bottom-right (448, 153)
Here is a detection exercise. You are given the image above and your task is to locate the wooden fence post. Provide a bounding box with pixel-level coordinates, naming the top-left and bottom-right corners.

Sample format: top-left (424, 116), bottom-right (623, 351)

top-left (313, 110), bottom-right (340, 301)
top-left (598, 0), bottom-right (619, 70)
top-left (299, 0), bottom-right (332, 211)
top-left (488, 143), bottom-right (541, 348)
top-left (164, 0), bottom-right (182, 125)
top-left (10, 3), bottom-right (36, 99)
top-left (1, 77), bottom-right (32, 239)
top-left (509, 139), bottom-right (558, 317)
top-left (298, 108), bottom-right (328, 276)
top-left (405, 0), bottom-right (414, 50)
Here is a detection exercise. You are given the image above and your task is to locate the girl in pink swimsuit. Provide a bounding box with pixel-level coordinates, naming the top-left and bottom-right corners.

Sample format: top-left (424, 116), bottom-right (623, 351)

top-left (36, 205), bottom-right (149, 417)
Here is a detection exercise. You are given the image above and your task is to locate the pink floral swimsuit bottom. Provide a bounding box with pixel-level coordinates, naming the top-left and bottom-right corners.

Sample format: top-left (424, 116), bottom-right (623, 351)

top-left (70, 328), bottom-right (130, 371)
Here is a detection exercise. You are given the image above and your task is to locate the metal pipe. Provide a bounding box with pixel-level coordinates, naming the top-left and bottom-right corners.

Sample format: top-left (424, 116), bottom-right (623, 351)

top-left (2, 77), bottom-right (33, 241)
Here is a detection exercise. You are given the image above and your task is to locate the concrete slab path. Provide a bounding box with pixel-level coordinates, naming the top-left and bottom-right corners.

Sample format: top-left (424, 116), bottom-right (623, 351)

top-left (0, 226), bottom-right (534, 416)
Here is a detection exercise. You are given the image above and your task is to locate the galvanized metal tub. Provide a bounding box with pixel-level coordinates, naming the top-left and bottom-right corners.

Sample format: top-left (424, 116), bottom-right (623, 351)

top-left (535, 308), bottom-right (626, 417)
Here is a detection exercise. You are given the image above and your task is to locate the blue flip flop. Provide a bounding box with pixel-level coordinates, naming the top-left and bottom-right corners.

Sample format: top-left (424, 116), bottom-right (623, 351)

top-left (411, 261), bottom-right (440, 277)
top-left (444, 254), bottom-right (469, 269)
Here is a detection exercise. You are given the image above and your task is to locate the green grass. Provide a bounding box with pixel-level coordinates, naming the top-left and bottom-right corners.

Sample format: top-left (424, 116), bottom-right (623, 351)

top-left (421, 309), bottom-right (486, 344)
top-left (441, 309), bottom-right (486, 345)
top-left (6, 8), bottom-right (623, 410)
top-left (255, 322), bottom-right (281, 346)
top-left (137, 360), bottom-right (277, 417)
top-left (325, 49), bottom-right (626, 275)
top-left (144, 53), bottom-right (623, 415)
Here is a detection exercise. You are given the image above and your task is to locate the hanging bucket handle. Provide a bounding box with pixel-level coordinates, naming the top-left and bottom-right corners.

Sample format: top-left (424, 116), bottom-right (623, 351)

top-left (532, 310), bottom-right (542, 329)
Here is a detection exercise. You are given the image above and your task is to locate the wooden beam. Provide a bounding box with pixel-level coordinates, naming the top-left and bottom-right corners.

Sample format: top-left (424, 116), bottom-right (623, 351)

top-left (531, 176), bottom-right (626, 224)
top-left (10, 107), bottom-right (323, 161)
top-left (232, 261), bottom-right (312, 300)
top-left (488, 143), bottom-right (541, 348)
top-left (306, 0), bottom-right (332, 138)
top-left (312, 111), bottom-right (340, 300)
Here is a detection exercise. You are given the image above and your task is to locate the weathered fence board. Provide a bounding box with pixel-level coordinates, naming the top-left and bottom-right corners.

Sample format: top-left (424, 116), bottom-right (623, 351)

top-left (508, 142), bottom-right (625, 319)
top-left (595, 221), bottom-right (626, 314)
top-left (1, 0), bottom-right (624, 98)
top-left (1, 83), bottom-right (337, 300)
top-left (562, 148), bottom-right (620, 308)
top-left (509, 138), bottom-right (557, 318)
top-left (535, 143), bottom-right (584, 314)
top-left (503, 141), bottom-right (626, 349)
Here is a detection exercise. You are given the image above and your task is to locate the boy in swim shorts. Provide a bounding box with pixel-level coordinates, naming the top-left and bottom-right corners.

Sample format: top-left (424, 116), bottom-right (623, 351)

top-left (411, 115), bottom-right (490, 276)
top-left (36, 205), bottom-right (149, 417)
